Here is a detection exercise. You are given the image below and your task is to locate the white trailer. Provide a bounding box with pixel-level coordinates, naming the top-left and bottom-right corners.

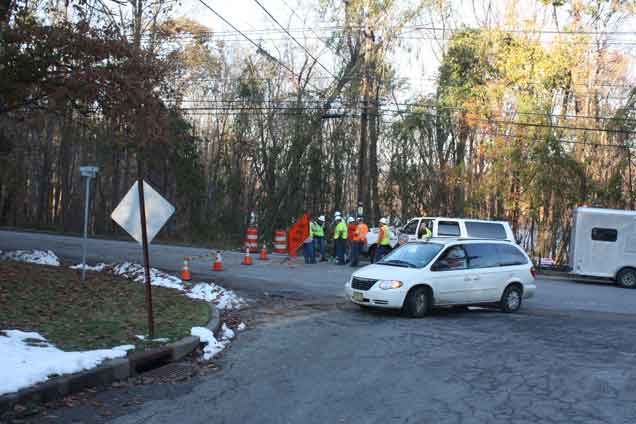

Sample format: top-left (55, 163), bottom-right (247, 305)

top-left (569, 207), bottom-right (636, 288)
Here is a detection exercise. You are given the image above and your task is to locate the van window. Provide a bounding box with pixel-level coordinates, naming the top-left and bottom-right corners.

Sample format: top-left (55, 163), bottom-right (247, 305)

top-left (465, 221), bottom-right (507, 239)
top-left (464, 243), bottom-right (499, 269)
top-left (438, 221), bottom-right (461, 236)
top-left (431, 246), bottom-right (467, 271)
top-left (418, 219), bottom-right (433, 238)
top-left (495, 244), bottom-right (528, 266)
top-left (402, 220), bottom-right (419, 235)
top-left (591, 228), bottom-right (617, 242)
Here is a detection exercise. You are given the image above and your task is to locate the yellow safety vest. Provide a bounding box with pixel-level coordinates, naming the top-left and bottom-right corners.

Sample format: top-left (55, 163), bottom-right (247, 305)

top-left (334, 222), bottom-right (348, 240)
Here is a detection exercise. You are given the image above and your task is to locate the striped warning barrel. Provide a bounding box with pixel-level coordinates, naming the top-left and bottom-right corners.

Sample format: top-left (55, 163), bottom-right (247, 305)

top-left (245, 227), bottom-right (258, 253)
top-left (273, 229), bottom-right (287, 254)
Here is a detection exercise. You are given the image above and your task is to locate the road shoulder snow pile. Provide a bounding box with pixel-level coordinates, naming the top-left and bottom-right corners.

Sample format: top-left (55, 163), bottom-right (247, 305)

top-left (0, 330), bottom-right (133, 396)
top-left (0, 250), bottom-right (60, 266)
top-left (108, 262), bottom-right (247, 311)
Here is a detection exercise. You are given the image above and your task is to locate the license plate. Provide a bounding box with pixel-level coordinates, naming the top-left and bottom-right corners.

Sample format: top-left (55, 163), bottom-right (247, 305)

top-left (352, 291), bottom-right (364, 302)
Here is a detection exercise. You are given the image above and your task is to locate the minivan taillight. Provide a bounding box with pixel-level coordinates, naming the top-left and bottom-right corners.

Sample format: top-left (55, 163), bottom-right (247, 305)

top-left (530, 267), bottom-right (537, 279)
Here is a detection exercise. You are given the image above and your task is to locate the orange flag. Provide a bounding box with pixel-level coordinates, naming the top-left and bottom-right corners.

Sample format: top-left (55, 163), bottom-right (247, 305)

top-left (287, 213), bottom-right (310, 257)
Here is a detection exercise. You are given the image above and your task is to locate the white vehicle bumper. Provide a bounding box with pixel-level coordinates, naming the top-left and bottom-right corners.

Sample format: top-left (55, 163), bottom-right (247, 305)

top-left (344, 283), bottom-right (406, 309)
top-left (523, 283), bottom-right (536, 300)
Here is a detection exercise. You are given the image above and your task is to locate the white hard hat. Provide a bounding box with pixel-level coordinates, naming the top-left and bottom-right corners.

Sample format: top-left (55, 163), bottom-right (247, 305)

top-left (347, 217), bottom-right (354, 223)
top-left (318, 215), bottom-right (325, 222)
top-left (334, 211), bottom-right (342, 217)
top-left (335, 216), bottom-right (342, 221)
top-left (379, 217), bottom-right (388, 224)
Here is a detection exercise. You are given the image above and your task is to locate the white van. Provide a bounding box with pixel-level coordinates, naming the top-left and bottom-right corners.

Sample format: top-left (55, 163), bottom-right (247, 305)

top-left (345, 238), bottom-right (536, 317)
top-left (569, 207), bottom-right (636, 288)
top-left (397, 217), bottom-right (516, 245)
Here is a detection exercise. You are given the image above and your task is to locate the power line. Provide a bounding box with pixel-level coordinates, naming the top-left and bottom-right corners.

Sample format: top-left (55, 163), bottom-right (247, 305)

top-left (196, 0), bottom-right (299, 80)
top-left (252, 0), bottom-right (338, 80)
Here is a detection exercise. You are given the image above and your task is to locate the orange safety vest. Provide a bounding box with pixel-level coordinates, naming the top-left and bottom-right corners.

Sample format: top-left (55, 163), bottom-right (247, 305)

top-left (355, 223), bottom-right (369, 242)
top-left (348, 223), bottom-right (357, 241)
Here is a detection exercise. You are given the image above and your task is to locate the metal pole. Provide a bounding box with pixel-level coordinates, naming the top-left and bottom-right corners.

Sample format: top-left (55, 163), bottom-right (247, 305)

top-left (81, 176), bottom-right (91, 282)
top-left (137, 177), bottom-right (155, 338)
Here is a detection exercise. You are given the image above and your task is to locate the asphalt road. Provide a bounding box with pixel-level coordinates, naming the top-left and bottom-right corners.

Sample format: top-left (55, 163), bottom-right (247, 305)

top-left (3, 230), bottom-right (636, 423)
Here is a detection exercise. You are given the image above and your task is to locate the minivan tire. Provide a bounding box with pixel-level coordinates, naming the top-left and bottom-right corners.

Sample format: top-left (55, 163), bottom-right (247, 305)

top-left (403, 287), bottom-right (430, 318)
top-left (500, 285), bottom-right (522, 313)
top-left (617, 268), bottom-right (636, 289)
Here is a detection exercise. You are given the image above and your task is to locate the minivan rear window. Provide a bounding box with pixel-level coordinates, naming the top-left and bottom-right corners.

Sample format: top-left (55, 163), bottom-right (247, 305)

top-left (438, 221), bottom-right (460, 236)
top-left (465, 222), bottom-right (507, 239)
top-left (495, 244), bottom-right (528, 266)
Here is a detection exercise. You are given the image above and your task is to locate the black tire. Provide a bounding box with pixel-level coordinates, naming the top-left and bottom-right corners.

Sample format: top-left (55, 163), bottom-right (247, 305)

top-left (369, 245), bottom-right (377, 264)
top-left (500, 285), bottom-right (522, 313)
top-left (617, 268), bottom-right (636, 289)
top-left (403, 286), bottom-right (431, 318)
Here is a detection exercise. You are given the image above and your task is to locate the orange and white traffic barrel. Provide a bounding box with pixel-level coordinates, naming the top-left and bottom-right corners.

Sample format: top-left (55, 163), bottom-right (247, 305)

top-left (245, 227), bottom-right (258, 253)
top-left (273, 229), bottom-right (287, 254)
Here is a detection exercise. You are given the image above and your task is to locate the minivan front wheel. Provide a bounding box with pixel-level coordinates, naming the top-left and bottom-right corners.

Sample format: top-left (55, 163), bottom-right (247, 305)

top-left (403, 286), bottom-right (430, 318)
top-left (500, 285), bottom-right (522, 313)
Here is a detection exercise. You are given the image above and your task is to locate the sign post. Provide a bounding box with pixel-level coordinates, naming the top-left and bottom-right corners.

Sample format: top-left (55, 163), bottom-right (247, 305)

top-left (79, 166), bottom-right (99, 282)
top-left (111, 180), bottom-right (175, 338)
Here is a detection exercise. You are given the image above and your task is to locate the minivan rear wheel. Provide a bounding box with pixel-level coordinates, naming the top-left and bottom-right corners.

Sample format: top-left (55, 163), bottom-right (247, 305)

top-left (500, 285), bottom-right (522, 313)
top-left (617, 268), bottom-right (636, 289)
top-left (403, 287), bottom-right (430, 318)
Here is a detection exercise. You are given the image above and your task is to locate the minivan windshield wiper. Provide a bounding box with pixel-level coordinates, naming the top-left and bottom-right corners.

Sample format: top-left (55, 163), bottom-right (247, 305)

top-left (378, 259), bottom-right (416, 268)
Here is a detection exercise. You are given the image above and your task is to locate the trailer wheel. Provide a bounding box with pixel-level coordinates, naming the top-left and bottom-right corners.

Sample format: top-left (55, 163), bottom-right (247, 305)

top-left (617, 268), bottom-right (636, 289)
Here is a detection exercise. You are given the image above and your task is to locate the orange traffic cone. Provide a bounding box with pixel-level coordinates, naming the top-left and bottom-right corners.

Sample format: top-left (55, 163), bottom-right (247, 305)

top-left (259, 242), bottom-right (268, 260)
top-left (242, 248), bottom-right (253, 265)
top-left (212, 252), bottom-right (224, 271)
top-left (181, 257), bottom-right (192, 281)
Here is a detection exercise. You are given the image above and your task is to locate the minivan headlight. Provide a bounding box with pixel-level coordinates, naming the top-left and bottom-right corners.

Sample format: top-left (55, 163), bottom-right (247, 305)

top-left (378, 280), bottom-right (403, 290)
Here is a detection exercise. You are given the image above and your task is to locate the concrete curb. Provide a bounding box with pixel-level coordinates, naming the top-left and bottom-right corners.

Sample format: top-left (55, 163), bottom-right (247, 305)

top-left (0, 303), bottom-right (222, 414)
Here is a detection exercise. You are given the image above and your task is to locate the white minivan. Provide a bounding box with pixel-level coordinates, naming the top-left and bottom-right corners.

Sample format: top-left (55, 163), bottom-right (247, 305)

top-left (345, 238), bottom-right (536, 317)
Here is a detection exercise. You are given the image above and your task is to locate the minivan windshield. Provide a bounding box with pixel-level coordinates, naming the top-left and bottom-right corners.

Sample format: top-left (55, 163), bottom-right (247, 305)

top-left (378, 242), bottom-right (443, 268)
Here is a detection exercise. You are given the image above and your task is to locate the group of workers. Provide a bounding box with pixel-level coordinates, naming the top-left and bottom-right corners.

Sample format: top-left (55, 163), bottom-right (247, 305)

top-left (302, 212), bottom-right (393, 266)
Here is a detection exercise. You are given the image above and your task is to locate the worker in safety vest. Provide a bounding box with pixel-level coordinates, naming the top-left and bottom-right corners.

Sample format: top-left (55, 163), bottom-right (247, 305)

top-left (313, 215), bottom-right (327, 262)
top-left (302, 215), bottom-right (316, 264)
top-left (350, 216), bottom-right (368, 267)
top-left (375, 217), bottom-right (392, 263)
top-left (346, 217), bottom-right (356, 263)
top-left (333, 215), bottom-right (348, 265)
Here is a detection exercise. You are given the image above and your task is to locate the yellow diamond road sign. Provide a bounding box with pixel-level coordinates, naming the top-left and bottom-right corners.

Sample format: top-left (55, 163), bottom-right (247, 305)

top-left (111, 181), bottom-right (175, 245)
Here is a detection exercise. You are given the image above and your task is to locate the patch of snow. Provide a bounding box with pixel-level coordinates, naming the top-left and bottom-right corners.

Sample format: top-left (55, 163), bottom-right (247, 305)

top-left (221, 323), bottom-right (235, 340)
top-left (111, 262), bottom-right (183, 290)
top-left (186, 282), bottom-right (246, 311)
top-left (237, 322), bottom-right (247, 332)
top-left (0, 250), bottom-right (60, 266)
top-left (70, 263), bottom-right (107, 272)
top-left (0, 330), bottom-right (133, 396)
top-left (135, 335), bottom-right (169, 343)
top-left (190, 327), bottom-right (229, 360)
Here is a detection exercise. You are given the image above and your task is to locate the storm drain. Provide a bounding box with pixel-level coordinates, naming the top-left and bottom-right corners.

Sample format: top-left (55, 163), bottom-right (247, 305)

top-left (141, 363), bottom-right (197, 382)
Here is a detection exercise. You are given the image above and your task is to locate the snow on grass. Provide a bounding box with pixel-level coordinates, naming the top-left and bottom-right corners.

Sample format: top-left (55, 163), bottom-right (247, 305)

top-left (237, 322), bottom-right (247, 332)
top-left (0, 330), bottom-right (133, 396)
top-left (0, 250), bottom-right (60, 266)
top-left (187, 282), bottom-right (246, 311)
top-left (69, 263), bottom-right (107, 272)
top-left (107, 262), bottom-right (246, 311)
top-left (190, 327), bottom-right (230, 360)
top-left (111, 262), bottom-right (183, 290)
top-left (134, 335), bottom-right (169, 343)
